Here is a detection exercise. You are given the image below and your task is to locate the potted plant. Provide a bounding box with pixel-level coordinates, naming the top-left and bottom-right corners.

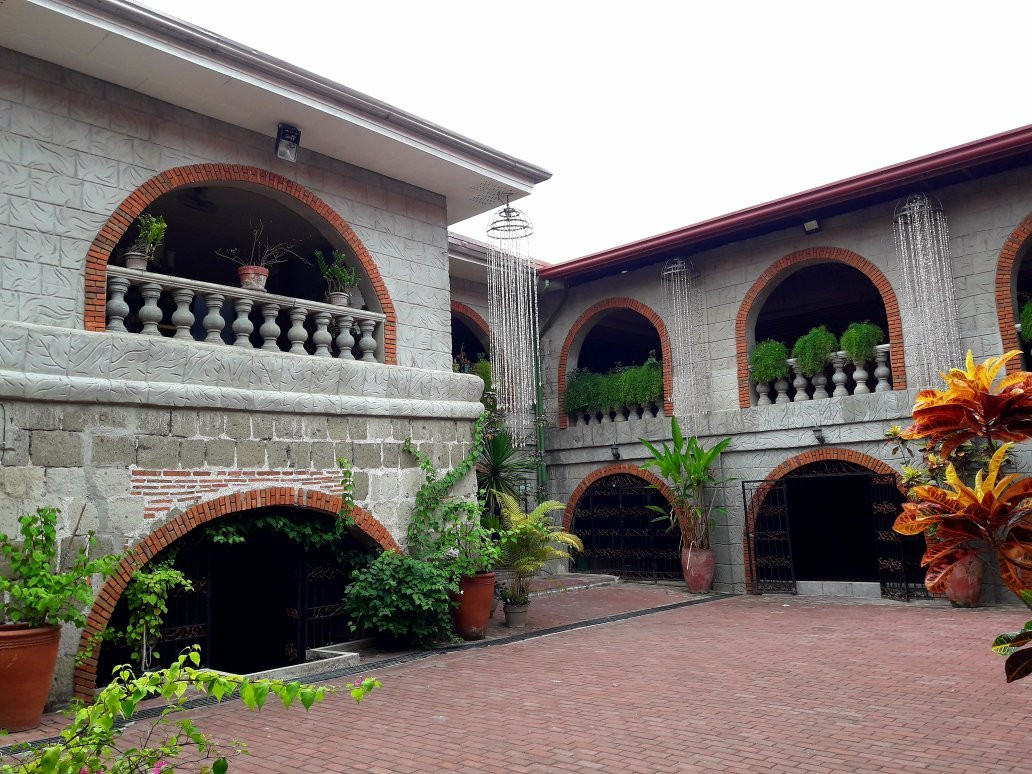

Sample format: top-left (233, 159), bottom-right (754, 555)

top-left (640, 417), bottom-right (731, 592)
top-left (749, 339), bottom-right (790, 405)
top-left (315, 248), bottom-right (360, 306)
top-left (216, 219), bottom-right (306, 291)
top-left (124, 213), bottom-right (166, 270)
top-left (0, 507), bottom-right (119, 731)
top-left (494, 490), bottom-right (583, 628)
top-left (840, 321), bottom-right (884, 392)
top-left (435, 520), bottom-right (502, 640)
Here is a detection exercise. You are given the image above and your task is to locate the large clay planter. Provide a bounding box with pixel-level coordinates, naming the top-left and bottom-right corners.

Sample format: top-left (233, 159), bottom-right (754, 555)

top-left (945, 553), bottom-right (984, 608)
top-left (450, 572), bottom-right (496, 640)
top-left (0, 624), bottom-right (61, 732)
top-left (237, 265), bottom-right (269, 291)
top-left (681, 546), bottom-right (715, 593)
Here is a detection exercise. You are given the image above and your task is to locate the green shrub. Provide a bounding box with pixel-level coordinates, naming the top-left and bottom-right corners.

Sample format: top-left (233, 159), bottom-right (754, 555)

top-left (563, 368), bottom-right (602, 414)
top-left (1021, 300), bottom-right (1032, 343)
top-left (565, 359), bottom-right (662, 414)
top-left (840, 321), bottom-right (884, 362)
top-left (472, 357), bottom-right (492, 392)
top-left (344, 551), bottom-right (454, 647)
top-left (749, 340), bottom-right (790, 383)
top-left (791, 326), bottom-right (838, 377)
top-left (621, 356), bottom-right (663, 406)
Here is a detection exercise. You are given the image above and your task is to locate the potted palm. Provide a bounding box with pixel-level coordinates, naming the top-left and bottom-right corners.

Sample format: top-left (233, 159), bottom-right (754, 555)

top-left (495, 491), bottom-right (583, 628)
top-left (0, 507), bottom-right (119, 731)
top-left (315, 249), bottom-right (361, 306)
top-left (216, 219), bottom-right (306, 291)
top-left (123, 214), bottom-right (166, 270)
top-left (640, 417), bottom-right (731, 592)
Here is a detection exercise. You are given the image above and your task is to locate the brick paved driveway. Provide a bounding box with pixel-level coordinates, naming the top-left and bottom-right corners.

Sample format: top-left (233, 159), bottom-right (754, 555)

top-left (182, 595), bottom-right (1031, 773)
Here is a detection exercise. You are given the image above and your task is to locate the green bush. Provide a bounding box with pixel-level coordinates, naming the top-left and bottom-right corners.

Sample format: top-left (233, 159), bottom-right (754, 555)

top-left (1021, 300), bottom-right (1032, 343)
top-left (563, 368), bottom-right (602, 414)
top-left (791, 326), bottom-right (838, 377)
top-left (749, 340), bottom-right (790, 383)
top-left (344, 551), bottom-right (454, 647)
top-left (472, 357), bottom-right (492, 392)
top-left (840, 321), bottom-right (884, 362)
top-left (620, 357), bottom-right (663, 407)
top-left (564, 359), bottom-right (662, 414)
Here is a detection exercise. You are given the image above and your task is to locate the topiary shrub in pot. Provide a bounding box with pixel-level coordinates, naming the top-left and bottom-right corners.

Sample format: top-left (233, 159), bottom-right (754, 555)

top-left (840, 321), bottom-right (884, 394)
top-left (0, 507), bottom-right (120, 731)
top-left (749, 339), bottom-right (790, 405)
top-left (791, 326), bottom-right (838, 399)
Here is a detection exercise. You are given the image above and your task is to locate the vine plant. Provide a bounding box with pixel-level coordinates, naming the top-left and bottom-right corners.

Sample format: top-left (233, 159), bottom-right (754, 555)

top-left (116, 563), bottom-right (193, 672)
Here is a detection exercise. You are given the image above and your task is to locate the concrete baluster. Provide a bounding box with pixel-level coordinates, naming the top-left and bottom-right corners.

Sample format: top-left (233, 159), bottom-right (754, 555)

top-left (106, 275), bottom-right (131, 332)
top-left (171, 288), bottom-right (195, 341)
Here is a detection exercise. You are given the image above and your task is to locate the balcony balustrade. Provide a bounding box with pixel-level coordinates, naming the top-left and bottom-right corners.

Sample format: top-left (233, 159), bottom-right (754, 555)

top-left (568, 402), bottom-right (664, 427)
top-left (105, 267), bottom-right (384, 361)
top-left (751, 343), bottom-right (893, 405)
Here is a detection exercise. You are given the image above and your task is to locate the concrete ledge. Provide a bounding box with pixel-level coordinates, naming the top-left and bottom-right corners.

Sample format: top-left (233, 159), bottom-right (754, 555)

top-left (217, 650), bottom-right (360, 682)
top-left (796, 580), bottom-right (882, 599)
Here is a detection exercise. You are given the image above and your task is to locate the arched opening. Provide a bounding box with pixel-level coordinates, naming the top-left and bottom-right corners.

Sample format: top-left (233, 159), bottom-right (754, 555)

top-left (96, 507), bottom-right (377, 682)
top-left (1012, 243), bottom-right (1032, 368)
top-left (566, 468), bottom-right (681, 581)
top-left (450, 302), bottom-right (489, 374)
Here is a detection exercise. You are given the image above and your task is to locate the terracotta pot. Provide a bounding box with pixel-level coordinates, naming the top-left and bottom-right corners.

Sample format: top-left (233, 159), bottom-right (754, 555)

top-left (945, 553), bottom-right (984, 608)
top-left (237, 265), bottom-right (269, 291)
top-left (681, 546), bottom-right (715, 593)
top-left (450, 572), bottom-right (495, 640)
top-left (326, 290), bottom-right (351, 307)
top-left (0, 624), bottom-right (61, 732)
top-left (124, 251), bottom-right (149, 271)
top-left (503, 603), bottom-right (529, 628)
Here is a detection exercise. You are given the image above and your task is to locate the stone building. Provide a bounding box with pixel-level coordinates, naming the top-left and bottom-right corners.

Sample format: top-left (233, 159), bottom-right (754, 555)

top-left (0, 0), bottom-right (548, 702)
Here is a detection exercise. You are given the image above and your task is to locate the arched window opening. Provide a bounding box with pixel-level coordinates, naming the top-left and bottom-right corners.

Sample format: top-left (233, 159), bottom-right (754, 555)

top-left (1013, 246), bottom-right (1032, 368)
top-left (451, 315), bottom-right (488, 372)
top-left (95, 508), bottom-right (377, 684)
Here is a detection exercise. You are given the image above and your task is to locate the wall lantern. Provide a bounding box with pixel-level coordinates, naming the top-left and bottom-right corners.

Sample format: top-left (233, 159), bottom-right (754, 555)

top-left (611, 445), bottom-right (621, 460)
top-left (802, 219), bottom-right (821, 234)
top-left (275, 123), bottom-right (302, 163)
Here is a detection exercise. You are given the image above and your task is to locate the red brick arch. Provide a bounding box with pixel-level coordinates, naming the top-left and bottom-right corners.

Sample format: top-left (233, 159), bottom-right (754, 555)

top-left (742, 448), bottom-right (903, 593)
top-left (451, 300), bottom-right (490, 346)
top-left (557, 298), bottom-right (674, 429)
top-left (82, 163), bottom-right (398, 364)
top-left (994, 211), bottom-right (1032, 374)
top-left (734, 247), bottom-right (906, 408)
top-left (563, 464), bottom-right (675, 532)
top-left (73, 486), bottom-right (399, 700)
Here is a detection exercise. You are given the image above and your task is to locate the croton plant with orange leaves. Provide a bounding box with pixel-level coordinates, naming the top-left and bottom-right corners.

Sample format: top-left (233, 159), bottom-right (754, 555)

top-left (893, 351), bottom-right (1032, 682)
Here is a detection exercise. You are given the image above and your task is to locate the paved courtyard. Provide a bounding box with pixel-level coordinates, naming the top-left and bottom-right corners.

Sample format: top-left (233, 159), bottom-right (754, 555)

top-left (180, 593), bottom-right (1030, 772)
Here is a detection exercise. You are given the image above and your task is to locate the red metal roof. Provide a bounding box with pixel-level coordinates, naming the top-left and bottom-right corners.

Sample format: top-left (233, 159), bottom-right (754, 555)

top-left (540, 122), bottom-right (1032, 280)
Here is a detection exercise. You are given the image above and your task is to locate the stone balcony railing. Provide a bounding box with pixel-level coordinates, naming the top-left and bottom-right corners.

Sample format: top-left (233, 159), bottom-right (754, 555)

top-left (105, 267), bottom-right (385, 361)
top-left (750, 343), bottom-right (892, 405)
top-left (567, 401), bottom-right (665, 427)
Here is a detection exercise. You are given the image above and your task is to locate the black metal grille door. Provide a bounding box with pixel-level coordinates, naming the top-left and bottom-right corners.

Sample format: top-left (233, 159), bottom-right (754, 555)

top-left (870, 473), bottom-right (930, 601)
top-left (743, 479), bottom-right (796, 594)
top-left (571, 473), bottom-right (681, 580)
top-left (302, 558), bottom-right (351, 652)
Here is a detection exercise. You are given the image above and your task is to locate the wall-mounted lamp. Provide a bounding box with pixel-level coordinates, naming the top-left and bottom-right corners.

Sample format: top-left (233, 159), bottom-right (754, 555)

top-left (802, 219), bottom-right (821, 235)
top-left (812, 426), bottom-right (826, 445)
top-left (611, 445), bottom-right (621, 460)
top-left (275, 123), bottom-right (302, 163)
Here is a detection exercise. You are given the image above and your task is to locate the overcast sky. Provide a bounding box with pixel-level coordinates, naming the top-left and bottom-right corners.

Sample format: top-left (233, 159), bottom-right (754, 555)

top-left (145, 0), bottom-right (1032, 263)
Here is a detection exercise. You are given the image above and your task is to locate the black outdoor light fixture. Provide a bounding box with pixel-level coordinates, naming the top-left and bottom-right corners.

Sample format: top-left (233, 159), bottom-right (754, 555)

top-left (812, 426), bottom-right (826, 445)
top-left (611, 445), bottom-right (621, 460)
top-left (275, 123), bottom-right (301, 163)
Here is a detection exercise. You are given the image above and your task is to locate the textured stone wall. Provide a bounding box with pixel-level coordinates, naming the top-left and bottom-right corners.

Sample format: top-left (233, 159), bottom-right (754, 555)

top-left (0, 46), bottom-right (452, 370)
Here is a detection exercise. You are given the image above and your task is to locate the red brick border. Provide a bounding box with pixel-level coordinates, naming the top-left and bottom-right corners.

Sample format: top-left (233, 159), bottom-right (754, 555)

top-left (562, 464), bottom-right (675, 532)
top-left (557, 298), bottom-right (674, 429)
top-left (994, 211), bottom-right (1032, 374)
top-left (734, 247), bottom-right (906, 408)
top-left (73, 486), bottom-right (400, 700)
top-left (451, 300), bottom-right (490, 343)
top-left (82, 164), bottom-right (398, 365)
top-left (741, 448), bottom-right (902, 593)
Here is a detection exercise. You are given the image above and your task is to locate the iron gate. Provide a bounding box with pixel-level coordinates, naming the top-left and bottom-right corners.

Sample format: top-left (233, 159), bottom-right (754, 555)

top-left (870, 473), bottom-right (930, 601)
top-left (571, 473), bottom-right (681, 580)
top-left (743, 479), bottom-right (796, 593)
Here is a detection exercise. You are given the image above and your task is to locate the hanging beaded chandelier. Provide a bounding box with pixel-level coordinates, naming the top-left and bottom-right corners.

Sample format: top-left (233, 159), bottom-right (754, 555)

top-left (661, 257), bottom-right (706, 432)
top-left (487, 199), bottom-right (539, 446)
top-left (892, 193), bottom-right (962, 387)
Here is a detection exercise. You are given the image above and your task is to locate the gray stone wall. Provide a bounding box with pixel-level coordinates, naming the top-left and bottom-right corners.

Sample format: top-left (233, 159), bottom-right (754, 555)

top-left (0, 46), bottom-right (452, 370)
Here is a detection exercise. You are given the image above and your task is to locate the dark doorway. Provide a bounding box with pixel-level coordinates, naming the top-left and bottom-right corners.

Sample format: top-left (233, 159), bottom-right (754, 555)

top-left (452, 315), bottom-right (487, 368)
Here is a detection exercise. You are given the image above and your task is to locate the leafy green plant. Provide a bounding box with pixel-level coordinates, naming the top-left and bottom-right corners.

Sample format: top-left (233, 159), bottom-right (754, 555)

top-left (472, 357), bottom-right (492, 393)
top-left (337, 456), bottom-right (357, 530)
top-left (1021, 300), bottom-right (1032, 343)
top-left (0, 507), bottom-right (120, 628)
top-left (620, 356), bottom-right (663, 407)
top-left (117, 563), bottom-right (193, 671)
top-left (839, 321), bottom-right (884, 362)
top-left (992, 590), bottom-right (1032, 683)
top-left (791, 326), bottom-right (838, 377)
top-left (476, 431), bottom-right (537, 528)
top-left (749, 340), bottom-right (790, 383)
top-left (495, 490), bottom-right (583, 606)
top-left (563, 368), bottom-right (601, 415)
top-left (129, 214), bottom-right (166, 259)
top-left (314, 248), bottom-right (361, 295)
top-left (640, 417), bottom-right (731, 551)
top-left (343, 551), bottom-right (454, 646)
top-left (0, 647), bottom-right (378, 772)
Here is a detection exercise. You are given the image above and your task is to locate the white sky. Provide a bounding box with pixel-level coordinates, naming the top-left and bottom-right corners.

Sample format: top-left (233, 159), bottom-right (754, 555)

top-left (144, 0), bottom-right (1032, 263)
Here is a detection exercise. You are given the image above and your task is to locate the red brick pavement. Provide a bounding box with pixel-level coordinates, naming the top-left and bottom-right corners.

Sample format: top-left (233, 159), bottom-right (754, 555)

top-left (171, 595), bottom-right (1031, 772)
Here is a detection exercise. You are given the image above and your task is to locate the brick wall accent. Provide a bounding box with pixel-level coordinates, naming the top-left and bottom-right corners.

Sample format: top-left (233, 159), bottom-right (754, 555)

top-left (73, 485), bottom-right (399, 699)
top-left (82, 163), bottom-right (398, 365)
top-left (734, 247), bottom-right (907, 408)
top-left (451, 300), bottom-right (490, 343)
top-left (994, 211), bottom-right (1032, 373)
top-left (557, 298), bottom-right (674, 429)
top-left (562, 463), bottom-right (675, 532)
top-left (741, 448), bottom-right (902, 593)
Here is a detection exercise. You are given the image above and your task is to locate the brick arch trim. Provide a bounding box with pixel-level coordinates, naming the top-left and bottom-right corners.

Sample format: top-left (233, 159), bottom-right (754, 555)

top-left (82, 164), bottom-right (398, 364)
top-left (734, 246), bottom-right (906, 408)
top-left (562, 464), bottom-right (675, 532)
top-left (557, 298), bottom-right (674, 429)
top-left (451, 300), bottom-right (490, 344)
top-left (73, 486), bottom-right (399, 700)
top-left (742, 448), bottom-right (902, 593)
top-left (994, 211), bottom-right (1032, 374)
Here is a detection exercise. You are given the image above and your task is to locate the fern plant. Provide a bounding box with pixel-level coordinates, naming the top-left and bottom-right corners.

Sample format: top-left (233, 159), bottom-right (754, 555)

top-left (749, 339), bottom-right (790, 383)
top-left (840, 321), bottom-right (884, 362)
top-left (791, 326), bottom-right (838, 377)
top-left (495, 490), bottom-right (583, 606)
